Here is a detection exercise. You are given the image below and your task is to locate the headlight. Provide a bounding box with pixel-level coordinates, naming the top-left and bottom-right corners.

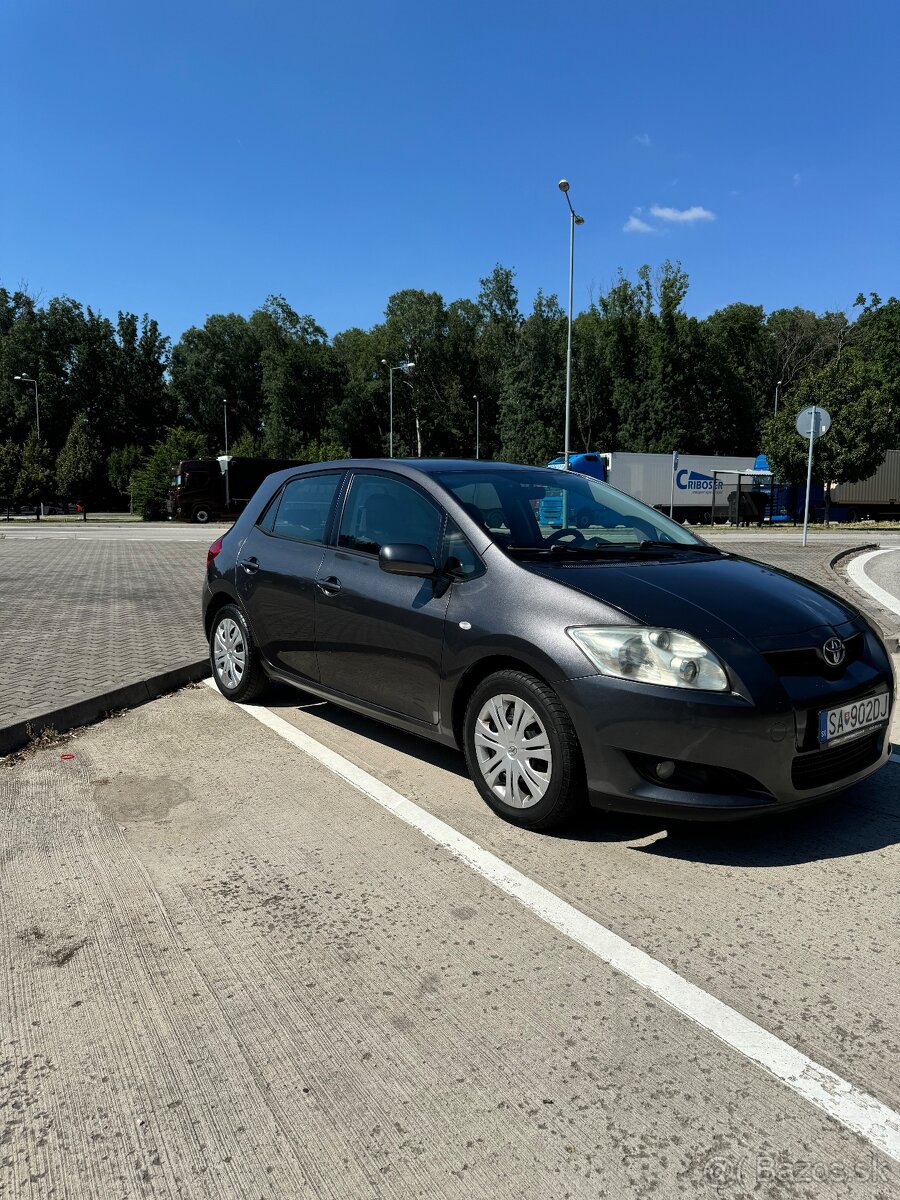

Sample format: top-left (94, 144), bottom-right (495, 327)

top-left (568, 627), bottom-right (730, 692)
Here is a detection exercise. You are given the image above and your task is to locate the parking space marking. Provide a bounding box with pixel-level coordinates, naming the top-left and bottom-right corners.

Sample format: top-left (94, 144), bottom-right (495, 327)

top-left (846, 548), bottom-right (900, 620)
top-left (205, 679), bottom-right (900, 1166)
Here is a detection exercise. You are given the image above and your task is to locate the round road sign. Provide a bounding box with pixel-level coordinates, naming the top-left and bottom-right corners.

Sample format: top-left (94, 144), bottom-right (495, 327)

top-left (795, 405), bottom-right (832, 439)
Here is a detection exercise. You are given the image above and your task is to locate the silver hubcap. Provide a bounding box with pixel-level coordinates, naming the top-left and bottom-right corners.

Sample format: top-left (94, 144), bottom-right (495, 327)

top-left (213, 618), bottom-right (246, 689)
top-left (474, 694), bottom-right (553, 809)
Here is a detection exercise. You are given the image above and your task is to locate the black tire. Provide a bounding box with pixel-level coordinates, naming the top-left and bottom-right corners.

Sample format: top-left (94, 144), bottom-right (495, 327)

top-left (574, 507), bottom-right (595, 529)
top-left (209, 603), bottom-right (268, 703)
top-left (193, 506), bottom-right (211, 524)
top-left (462, 670), bottom-right (586, 831)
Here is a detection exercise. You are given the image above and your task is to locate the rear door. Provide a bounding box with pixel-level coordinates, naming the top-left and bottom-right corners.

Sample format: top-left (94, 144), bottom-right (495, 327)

top-left (237, 471), bottom-right (345, 682)
top-left (314, 472), bottom-right (451, 725)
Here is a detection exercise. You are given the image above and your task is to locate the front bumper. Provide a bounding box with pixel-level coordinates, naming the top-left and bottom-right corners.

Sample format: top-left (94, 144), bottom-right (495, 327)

top-left (556, 671), bottom-right (894, 820)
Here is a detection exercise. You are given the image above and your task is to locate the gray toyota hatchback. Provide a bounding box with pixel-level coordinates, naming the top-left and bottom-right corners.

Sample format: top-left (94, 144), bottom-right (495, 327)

top-left (203, 459), bottom-right (894, 830)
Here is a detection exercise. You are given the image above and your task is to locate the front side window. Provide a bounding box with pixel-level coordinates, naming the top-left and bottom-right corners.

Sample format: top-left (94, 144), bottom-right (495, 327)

top-left (338, 475), bottom-right (443, 558)
top-left (442, 519), bottom-right (483, 579)
top-left (270, 473), bottom-right (342, 544)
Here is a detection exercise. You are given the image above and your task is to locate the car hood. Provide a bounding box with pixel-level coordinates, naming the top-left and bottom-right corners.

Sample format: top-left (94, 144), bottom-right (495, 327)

top-left (521, 553), bottom-right (859, 641)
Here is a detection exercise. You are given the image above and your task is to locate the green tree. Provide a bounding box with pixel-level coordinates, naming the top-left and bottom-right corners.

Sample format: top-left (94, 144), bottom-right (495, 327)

top-left (0, 439), bottom-right (20, 508)
top-left (56, 414), bottom-right (102, 506)
top-left (108, 445), bottom-right (146, 507)
top-left (762, 352), bottom-right (895, 517)
top-left (297, 436), bottom-right (350, 463)
top-left (229, 430), bottom-right (267, 457)
top-left (15, 431), bottom-right (53, 506)
top-left (331, 326), bottom-right (390, 456)
top-left (170, 314), bottom-right (263, 446)
top-left (498, 290), bottom-right (567, 464)
top-left (132, 427), bottom-right (208, 520)
top-left (251, 296), bottom-right (341, 458)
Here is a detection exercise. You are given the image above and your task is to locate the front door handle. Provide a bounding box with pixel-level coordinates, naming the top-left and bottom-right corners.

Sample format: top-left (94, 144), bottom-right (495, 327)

top-left (240, 557), bottom-right (260, 574)
top-left (317, 576), bottom-right (342, 596)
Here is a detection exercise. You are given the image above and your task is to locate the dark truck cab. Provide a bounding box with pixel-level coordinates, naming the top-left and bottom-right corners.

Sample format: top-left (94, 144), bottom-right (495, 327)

top-left (168, 457), bottom-right (303, 523)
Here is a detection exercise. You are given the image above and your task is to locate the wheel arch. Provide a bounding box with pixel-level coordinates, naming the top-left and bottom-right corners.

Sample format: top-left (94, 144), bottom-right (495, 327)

top-left (450, 655), bottom-right (557, 749)
top-left (204, 586), bottom-right (244, 639)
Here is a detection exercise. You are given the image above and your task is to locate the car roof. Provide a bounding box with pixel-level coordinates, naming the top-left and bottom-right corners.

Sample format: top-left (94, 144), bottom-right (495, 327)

top-left (268, 458), bottom-right (558, 481)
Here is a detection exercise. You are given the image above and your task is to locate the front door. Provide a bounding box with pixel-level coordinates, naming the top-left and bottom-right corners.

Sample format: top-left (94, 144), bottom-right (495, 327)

top-left (314, 472), bottom-right (450, 725)
top-left (237, 471), bottom-right (344, 682)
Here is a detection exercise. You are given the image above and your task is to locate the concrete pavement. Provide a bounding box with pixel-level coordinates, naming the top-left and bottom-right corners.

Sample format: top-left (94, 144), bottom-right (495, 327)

top-left (2, 683), bottom-right (899, 1198)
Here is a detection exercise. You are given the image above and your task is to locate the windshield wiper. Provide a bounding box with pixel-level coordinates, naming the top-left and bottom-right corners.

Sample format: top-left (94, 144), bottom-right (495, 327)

top-left (506, 543), bottom-right (638, 558)
top-left (635, 539), bottom-right (721, 555)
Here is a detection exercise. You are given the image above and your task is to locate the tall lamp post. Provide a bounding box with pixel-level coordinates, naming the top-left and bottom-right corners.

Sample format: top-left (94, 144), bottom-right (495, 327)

top-left (558, 180), bottom-right (584, 472)
top-left (13, 374), bottom-right (40, 439)
top-left (223, 399), bottom-right (229, 456)
top-left (474, 395), bottom-right (480, 459)
top-left (774, 379), bottom-right (783, 416)
top-left (381, 359), bottom-right (415, 457)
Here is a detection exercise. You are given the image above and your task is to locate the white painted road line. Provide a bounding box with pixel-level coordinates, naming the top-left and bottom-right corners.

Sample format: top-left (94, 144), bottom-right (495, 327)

top-left (205, 677), bottom-right (900, 1165)
top-left (846, 548), bottom-right (900, 621)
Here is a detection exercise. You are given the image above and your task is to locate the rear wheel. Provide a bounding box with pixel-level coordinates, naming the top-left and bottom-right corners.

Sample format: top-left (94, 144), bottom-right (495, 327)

top-left (209, 604), bottom-right (268, 702)
top-left (463, 670), bottom-right (586, 830)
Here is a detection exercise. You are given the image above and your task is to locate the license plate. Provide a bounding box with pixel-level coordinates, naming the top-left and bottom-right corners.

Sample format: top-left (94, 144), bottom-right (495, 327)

top-left (819, 692), bottom-right (890, 744)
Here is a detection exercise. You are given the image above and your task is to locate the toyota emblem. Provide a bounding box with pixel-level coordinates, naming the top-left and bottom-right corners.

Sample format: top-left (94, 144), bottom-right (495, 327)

top-left (823, 637), bottom-right (846, 667)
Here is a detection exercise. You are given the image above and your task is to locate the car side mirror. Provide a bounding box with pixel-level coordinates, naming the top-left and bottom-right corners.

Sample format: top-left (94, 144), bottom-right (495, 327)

top-left (378, 543), bottom-right (437, 577)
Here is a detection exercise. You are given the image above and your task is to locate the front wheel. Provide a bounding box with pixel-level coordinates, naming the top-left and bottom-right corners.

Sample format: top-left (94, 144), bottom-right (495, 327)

top-left (193, 506), bottom-right (212, 524)
top-left (209, 604), bottom-right (268, 702)
top-left (463, 670), bottom-right (586, 830)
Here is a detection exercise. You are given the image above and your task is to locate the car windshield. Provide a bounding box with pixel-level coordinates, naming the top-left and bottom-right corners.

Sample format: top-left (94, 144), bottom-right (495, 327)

top-left (434, 466), bottom-right (705, 554)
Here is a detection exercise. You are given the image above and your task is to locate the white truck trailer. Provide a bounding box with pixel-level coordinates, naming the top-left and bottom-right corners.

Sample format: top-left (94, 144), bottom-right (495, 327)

top-left (597, 452), bottom-right (761, 523)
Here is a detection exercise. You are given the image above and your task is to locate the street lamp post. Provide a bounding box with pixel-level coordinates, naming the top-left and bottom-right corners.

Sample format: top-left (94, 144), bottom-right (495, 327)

top-left (474, 395), bottom-right (480, 459)
top-left (558, 181), bottom-right (584, 472)
top-left (223, 399), bottom-right (229, 457)
top-left (381, 359), bottom-right (415, 457)
top-left (13, 374), bottom-right (40, 439)
top-left (774, 379), bottom-right (783, 416)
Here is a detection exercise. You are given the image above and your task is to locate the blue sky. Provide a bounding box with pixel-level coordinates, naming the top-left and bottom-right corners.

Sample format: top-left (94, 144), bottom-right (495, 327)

top-left (3, 0), bottom-right (897, 343)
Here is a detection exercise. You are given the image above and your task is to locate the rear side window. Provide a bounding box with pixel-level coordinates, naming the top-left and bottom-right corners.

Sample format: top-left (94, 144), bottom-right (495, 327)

top-left (338, 475), bottom-right (443, 558)
top-left (257, 489), bottom-right (281, 533)
top-left (270, 474), bottom-right (342, 544)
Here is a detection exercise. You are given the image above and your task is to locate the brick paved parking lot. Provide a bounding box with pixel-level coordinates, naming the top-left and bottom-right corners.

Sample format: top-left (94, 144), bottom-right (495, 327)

top-left (1, 538), bottom-right (207, 750)
top-left (1, 527), bottom-right (897, 754)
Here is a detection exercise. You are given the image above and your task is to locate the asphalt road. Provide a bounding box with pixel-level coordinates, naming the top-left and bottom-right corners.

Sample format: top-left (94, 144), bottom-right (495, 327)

top-left (866, 549), bottom-right (900, 613)
top-left (3, 683), bottom-right (899, 1199)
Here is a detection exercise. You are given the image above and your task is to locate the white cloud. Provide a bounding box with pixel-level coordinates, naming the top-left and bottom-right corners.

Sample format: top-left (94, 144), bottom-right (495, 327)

top-left (793, 172), bottom-right (801, 188)
top-left (650, 204), bottom-right (716, 223)
top-left (623, 214), bottom-right (654, 234)
top-left (634, 133), bottom-right (652, 147)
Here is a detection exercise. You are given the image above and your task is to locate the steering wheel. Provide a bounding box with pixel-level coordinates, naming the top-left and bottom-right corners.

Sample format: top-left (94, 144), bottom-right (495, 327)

top-left (545, 526), bottom-right (588, 547)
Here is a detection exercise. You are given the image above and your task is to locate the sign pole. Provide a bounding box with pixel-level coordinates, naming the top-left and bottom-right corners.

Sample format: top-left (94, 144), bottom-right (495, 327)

top-left (669, 450), bottom-right (678, 519)
top-left (801, 405), bottom-right (818, 548)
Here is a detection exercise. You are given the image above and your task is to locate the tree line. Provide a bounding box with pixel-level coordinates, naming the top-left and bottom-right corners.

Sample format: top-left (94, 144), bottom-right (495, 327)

top-left (0, 264), bottom-right (897, 517)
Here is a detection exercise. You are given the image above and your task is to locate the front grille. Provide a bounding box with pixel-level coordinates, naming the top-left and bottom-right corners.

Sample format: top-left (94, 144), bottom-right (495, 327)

top-left (764, 632), bottom-right (864, 678)
top-left (791, 731), bottom-right (882, 790)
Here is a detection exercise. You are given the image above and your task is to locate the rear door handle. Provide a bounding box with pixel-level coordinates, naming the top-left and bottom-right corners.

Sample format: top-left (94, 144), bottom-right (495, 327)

top-left (240, 557), bottom-right (260, 574)
top-left (317, 576), bottom-right (342, 596)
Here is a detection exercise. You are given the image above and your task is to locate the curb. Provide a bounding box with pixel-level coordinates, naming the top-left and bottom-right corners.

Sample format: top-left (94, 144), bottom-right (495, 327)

top-left (0, 658), bottom-right (209, 757)
top-left (827, 544), bottom-right (900, 650)
top-left (828, 543), bottom-right (881, 570)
